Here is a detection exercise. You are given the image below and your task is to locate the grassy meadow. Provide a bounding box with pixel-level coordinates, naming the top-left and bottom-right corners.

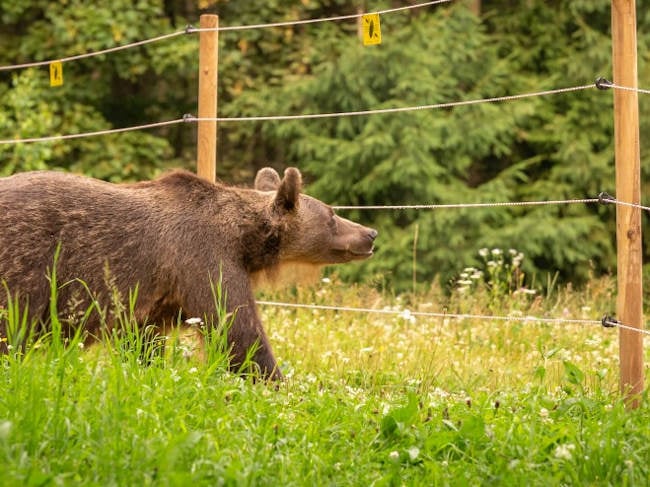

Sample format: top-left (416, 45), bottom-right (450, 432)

top-left (1, 265), bottom-right (650, 486)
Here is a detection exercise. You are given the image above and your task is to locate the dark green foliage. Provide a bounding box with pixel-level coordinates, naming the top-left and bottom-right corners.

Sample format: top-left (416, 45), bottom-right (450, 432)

top-left (2, 0), bottom-right (650, 290)
top-left (0, 0), bottom-right (197, 181)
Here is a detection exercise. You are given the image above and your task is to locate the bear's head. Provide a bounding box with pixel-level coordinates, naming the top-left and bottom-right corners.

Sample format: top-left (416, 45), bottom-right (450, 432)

top-left (255, 167), bottom-right (377, 265)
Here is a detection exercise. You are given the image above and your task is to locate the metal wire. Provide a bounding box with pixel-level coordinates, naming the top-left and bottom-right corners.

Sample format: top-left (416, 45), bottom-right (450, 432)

top-left (603, 198), bottom-right (650, 213)
top-left (0, 83), bottom-right (596, 145)
top-left (333, 198), bottom-right (600, 210)
top-left (0, 30), bottom-right (187, 72)
top-left (599, 81), bottom-right (650, 96)
top-left (191, 0), bottom-right (453, 33)
top-left (0, 118), bottom-right (187, 145)
top-left (332, 197), bottom-right (650, 213)
top-left (258, 300), bottom-right (650, 336)
top-left (192, 84), bottom-right (595, 123)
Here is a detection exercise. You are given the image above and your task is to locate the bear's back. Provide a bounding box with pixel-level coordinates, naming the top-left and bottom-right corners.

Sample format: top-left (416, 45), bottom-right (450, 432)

top-left (0, 170), bottom-right (139, 212)
top-left (0, 170), bottom-right (234, 326)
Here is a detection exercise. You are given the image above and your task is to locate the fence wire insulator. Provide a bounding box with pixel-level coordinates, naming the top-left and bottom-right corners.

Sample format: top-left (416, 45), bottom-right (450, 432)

top-left (598, 191), bottom-right (615, 205)
top-left (595, 77), bottom-right (613, 90)
top-left (182, 113), bottom-right (196, 122)
top-left (602, 315), bottom-right (619, 328)
top-left (184, 24), bottom-right (196, 34)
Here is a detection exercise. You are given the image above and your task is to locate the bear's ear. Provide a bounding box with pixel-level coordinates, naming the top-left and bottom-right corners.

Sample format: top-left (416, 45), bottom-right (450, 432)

top-left (254, 167), bottom-right (282, 191)
top-left (273, 167), bottom-right (302, 213)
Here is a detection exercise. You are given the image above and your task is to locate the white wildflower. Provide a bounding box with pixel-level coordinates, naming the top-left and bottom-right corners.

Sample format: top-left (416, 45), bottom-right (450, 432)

top-left (519, 288), bottom-right (537, 295)
top-left (0, 420), bottom-right (12, 440)
top-left (170, 368), bottom-right (181, 383)
top-left (399, 309), bottom-right (416, 324)
top-left (554, 443), bottom-right (575, 460)
top-left (407, 446), bottom-right (420, 461)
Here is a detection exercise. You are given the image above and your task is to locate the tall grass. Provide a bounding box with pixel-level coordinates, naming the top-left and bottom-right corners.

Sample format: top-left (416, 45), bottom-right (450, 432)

top-left (1, 265), bottom-right (649, 485)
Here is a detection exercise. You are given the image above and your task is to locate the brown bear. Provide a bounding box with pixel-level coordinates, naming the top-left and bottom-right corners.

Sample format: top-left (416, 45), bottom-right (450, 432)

top-left (0, 167), bottom-right (377, 379)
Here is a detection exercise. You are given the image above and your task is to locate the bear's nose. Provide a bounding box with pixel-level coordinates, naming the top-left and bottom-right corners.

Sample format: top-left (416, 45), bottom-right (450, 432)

top-left (368, 228), bottom-right (378, 241)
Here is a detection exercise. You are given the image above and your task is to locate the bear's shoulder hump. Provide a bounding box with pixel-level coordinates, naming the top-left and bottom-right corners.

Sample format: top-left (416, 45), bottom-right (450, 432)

top-left (154, 169), bottom-right (223, 192)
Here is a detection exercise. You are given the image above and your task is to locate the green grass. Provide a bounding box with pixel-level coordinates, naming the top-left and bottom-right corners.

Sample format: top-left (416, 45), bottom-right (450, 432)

top-left (1, 274), bottom-right (649, 486)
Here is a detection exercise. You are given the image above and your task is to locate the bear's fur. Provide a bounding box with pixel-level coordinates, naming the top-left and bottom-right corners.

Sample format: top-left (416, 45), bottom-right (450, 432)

top-left (0, 167), bottom-right (377, 379)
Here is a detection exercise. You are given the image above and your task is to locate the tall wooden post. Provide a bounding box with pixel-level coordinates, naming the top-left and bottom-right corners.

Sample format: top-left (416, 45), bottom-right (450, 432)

top-left (612, 0), bottom-right (644, 407)
top-left (356, 2), bottom-right (365, 39)
top-left (197, 14), bottom-right (219, 183)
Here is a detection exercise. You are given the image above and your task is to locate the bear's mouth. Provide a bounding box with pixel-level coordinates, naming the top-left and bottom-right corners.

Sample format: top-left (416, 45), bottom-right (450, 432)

top-left (346, 246), bottom-right (375, 260)
top-left (329, 240), bottom-right (375, 262)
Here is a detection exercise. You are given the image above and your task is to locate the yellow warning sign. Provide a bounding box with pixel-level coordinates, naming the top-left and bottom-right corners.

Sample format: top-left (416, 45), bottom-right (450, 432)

top-left (50, 61), bottom-right (63, 87)
top-left (362, 13), bottom-right (381, 46)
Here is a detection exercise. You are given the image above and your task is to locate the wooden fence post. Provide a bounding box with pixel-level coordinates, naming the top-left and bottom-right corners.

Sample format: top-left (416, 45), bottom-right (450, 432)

top-left (611, 0), bottom-right (644, 408)
top-left (196, 14), bottom-right (219, 183)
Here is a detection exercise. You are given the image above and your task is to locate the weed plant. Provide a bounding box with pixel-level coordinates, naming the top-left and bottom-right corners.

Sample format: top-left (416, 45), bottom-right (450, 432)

top-left (1, 256), bottom-right (649, 485)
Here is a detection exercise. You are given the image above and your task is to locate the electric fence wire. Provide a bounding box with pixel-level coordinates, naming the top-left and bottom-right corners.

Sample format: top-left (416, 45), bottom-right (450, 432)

top-left (192, 0), bottom-right (453, 32)
top-left (0, 0), bottom-right (452, 72)
top-left (604, 199), bottom-right (650, 213)
top-left (3, 81), bottom-right (645, 146)
top-left (0, 118), bottom-right (187, 145)
top-left (0, 83), bottom-right (596, 145)
top-left (257, 300), bottom-right (650, 336)
top-left (0, 30), bottom-right (187, 71)
top-left (2, 81), bottom-right (647, 146)
top-left (332, 198), bottom-right (600, 210)
top-left (333, 196), bottom-right (650, 213)
top-left (190, 84), bottom-right (595, 122)
top-left (597, 80), bottom-right (650, 96)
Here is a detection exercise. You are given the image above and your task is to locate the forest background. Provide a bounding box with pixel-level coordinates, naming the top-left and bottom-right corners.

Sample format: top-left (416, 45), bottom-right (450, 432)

top-left (1, 0), bottom-right (650, 293)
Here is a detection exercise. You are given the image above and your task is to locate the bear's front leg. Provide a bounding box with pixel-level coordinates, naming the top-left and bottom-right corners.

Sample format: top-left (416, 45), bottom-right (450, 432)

top-left (180, 263), bottom-right (283, 380)
top-left (226, 300), bottom-right (282, 381)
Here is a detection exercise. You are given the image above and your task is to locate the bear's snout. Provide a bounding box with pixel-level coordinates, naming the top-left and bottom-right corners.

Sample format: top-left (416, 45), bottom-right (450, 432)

top-left (363, 228), bottom-right (378, 253)
top-left (345, 225), bottom-right (377, 260)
